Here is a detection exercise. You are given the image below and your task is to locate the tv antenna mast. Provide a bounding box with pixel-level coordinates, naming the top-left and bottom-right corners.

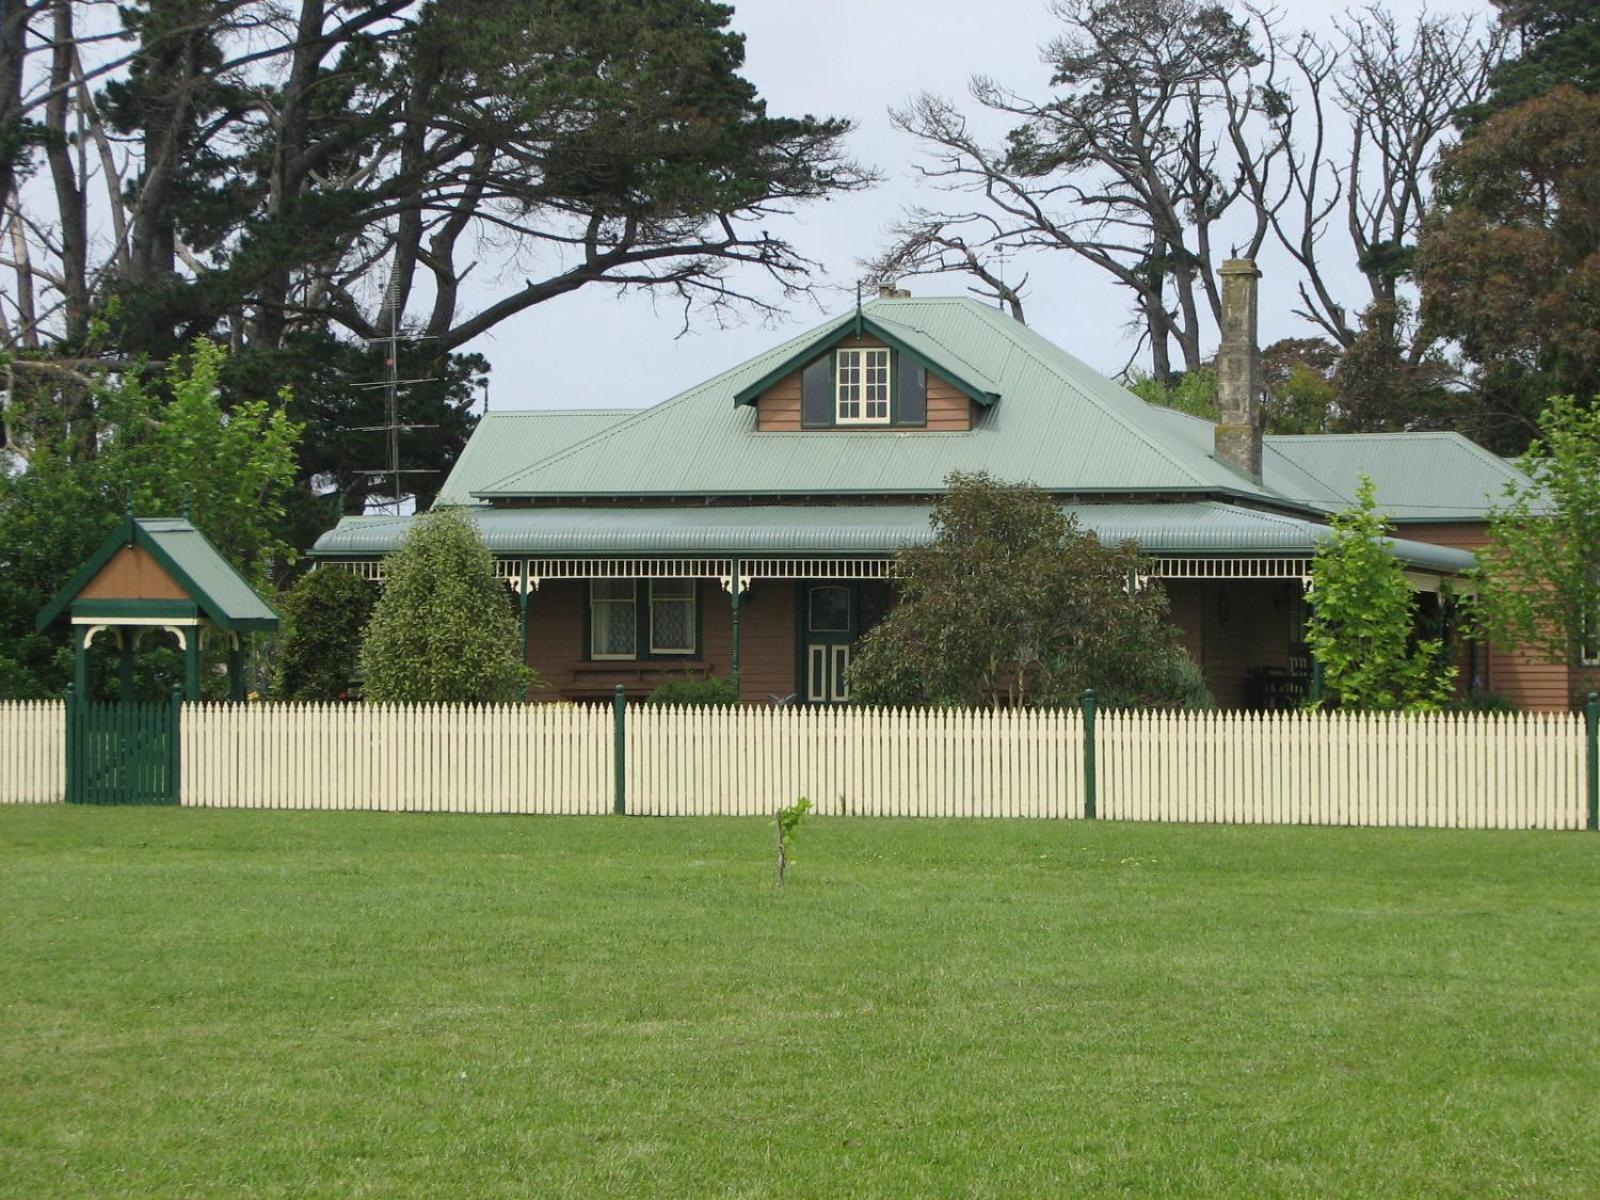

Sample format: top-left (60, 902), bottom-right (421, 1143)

top-left (352, 271), bottom-right (438, 515)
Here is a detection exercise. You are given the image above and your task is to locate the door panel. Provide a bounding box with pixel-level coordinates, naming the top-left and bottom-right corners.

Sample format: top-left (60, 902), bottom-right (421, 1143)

top-left (802, 583), bottom-right (860, 704)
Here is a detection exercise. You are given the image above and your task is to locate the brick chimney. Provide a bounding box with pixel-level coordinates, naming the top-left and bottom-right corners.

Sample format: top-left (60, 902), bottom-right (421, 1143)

top-left (1214, 258), bottom-right (1263, 483)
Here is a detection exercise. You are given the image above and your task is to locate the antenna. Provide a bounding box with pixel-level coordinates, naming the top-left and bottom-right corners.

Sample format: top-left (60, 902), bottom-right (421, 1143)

top-left (357, 267), bottom-right (439, 516)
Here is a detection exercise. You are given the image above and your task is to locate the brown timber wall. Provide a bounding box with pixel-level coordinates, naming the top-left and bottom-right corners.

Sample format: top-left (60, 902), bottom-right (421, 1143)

top-left (754, 333), bottom-right (978, 431)
top-left (523, 578), bottom-right (795, 703)
top-left (80, 545), bottom-right (187, 601)
top-left (1401, 521), bottom-right (1572, 711)
top-left (1167, 580), bottom-right (1296, 710)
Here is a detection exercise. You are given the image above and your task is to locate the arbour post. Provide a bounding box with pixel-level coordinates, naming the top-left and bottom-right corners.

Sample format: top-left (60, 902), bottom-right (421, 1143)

top-left (72, 626), bottom-right (88, 698)
top-left (613, 683), bottom-right (627, 816)
top-left (1083, 689), bottom-right (1097, 820)
top-left (227, 636), bottom-right (245, 702)
top-left (1586, 692), bottom-right (1598, 832)
top-left (182, 630), bottom-right (200, 701)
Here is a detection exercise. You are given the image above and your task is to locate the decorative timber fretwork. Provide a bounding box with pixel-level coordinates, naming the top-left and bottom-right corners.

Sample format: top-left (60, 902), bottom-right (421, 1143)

top-left (1152, 557), bottom-right (1313, 580)
top-left (324, 554), bottom-right (1353, 589)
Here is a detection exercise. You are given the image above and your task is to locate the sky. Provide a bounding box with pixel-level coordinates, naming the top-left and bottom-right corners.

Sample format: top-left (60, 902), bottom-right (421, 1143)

top-left (454, 0), bottom-right (1491, 415)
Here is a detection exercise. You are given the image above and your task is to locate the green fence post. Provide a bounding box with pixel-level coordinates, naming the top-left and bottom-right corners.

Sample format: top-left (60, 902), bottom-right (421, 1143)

top-left (171, 684), bottom-right (183, 806)
top-left (1586, 691), bottom-right (1598, 832)
top-left (63, 684), bottom-right (76, 805)
top-left (613, 683), bottom-right (627, 816)
top-left (1082, 688), bottom-right (1097, 820)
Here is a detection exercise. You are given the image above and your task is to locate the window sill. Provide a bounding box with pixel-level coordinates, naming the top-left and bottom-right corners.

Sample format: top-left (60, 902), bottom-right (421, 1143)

top-left (573, 660), bottom-right (710, 674)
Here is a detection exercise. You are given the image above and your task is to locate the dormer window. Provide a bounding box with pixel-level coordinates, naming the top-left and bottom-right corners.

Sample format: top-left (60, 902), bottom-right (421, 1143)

top-left (836, 347), bottom-right (891, 424)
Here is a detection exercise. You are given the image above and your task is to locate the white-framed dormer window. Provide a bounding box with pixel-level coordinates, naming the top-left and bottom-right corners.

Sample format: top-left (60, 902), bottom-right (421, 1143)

top-left (836, 347), bottom-right (891, 424)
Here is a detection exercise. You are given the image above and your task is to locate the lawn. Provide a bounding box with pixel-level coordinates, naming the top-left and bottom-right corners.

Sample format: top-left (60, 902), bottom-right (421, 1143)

top-left (2, 809), bottom-right (1598, 1198)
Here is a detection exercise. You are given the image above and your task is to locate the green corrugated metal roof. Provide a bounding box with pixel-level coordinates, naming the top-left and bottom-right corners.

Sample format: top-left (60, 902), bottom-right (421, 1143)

top-left (435, 408), bottom-right (637, 504)
top-left (423, 298), bottom-right (1528, 528)
top-left (37, 517), bottom-right (278, 632)
top-left (474, 298), bottom-right (1301, 503)
top-left (1263, 432), bottom-right (1537, 521)
top-left (312, 502), bottom-right (1475, 573)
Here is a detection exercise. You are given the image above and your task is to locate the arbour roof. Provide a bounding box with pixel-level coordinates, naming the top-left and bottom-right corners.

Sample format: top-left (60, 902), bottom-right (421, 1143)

top-left (37, 516), bottom-right (279, 632)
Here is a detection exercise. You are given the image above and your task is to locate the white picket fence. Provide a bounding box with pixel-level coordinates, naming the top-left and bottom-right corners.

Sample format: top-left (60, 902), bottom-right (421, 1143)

top-left (0, 700), bottom-right (1592, 829)
top-left (182, 702), bottom-right (614, 813)
top-left (1097, 709), bottom-right (1588, 828)
top-left (0, 701), bottom-right (65, 805)
top-left (626, 704), bottom-right (1084, 817)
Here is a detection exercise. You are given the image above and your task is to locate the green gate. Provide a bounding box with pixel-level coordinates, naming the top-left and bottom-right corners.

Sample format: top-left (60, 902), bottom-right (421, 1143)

top-left (65, 688), bottom-right (180, 805)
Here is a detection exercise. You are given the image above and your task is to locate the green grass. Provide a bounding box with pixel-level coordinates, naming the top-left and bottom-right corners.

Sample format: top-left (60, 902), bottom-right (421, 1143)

top-left (2, 809), bottom-right (1599, 1198)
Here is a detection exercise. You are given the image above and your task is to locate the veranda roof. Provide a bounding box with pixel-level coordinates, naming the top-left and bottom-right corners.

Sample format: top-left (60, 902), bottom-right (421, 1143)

top-left (311, 501), bottom-right (1476, 575)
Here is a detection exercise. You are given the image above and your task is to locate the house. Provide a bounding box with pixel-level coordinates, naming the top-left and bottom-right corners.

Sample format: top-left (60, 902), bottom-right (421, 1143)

top-left (312, 261), bottom-right (1579, 711)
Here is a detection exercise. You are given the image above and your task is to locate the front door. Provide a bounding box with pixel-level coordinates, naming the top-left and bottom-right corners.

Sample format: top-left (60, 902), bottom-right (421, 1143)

top-left (803, 584), bottom-right (854, 704)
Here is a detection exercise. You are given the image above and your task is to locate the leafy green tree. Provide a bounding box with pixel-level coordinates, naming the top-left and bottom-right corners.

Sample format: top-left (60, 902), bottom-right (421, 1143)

top-left (359, 507), bottom-right (534, 703)
top-left (848, 473), bottom-right (1200, 709)
top-left (1457, 0), bottom-right (1600, 130)
top-left (1474, 396), bottom-right (1600, 703)
top-left (0, 340), bottom-right (301, 698)
top-left (1420, 87), bottom-right (1600, 450)
top-left (5, 0), bottom-right (869, 539)
top-left (1128, 340), bottom-right (1343, 435)
top-left (1305, 476), bottom-right (1457, 711)
top-left (1126, 368), bottom-right (1219, 421)
top-left (274, 568), bottom-right (378, 700)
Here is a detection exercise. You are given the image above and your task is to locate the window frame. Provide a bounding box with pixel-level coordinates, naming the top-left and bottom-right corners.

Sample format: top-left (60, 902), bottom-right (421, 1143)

top-left (586, 579), bottom-right (701, 662)
top-left (834, 346), bottom-right (892, 426)
top-left (589, 579), bottom-right (639, 661)
top-left (648, 579), bottom-right (697, 656)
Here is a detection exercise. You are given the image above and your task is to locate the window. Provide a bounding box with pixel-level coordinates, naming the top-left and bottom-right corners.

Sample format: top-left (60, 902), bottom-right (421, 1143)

top-left (590, 580), bottom-right (637, 659)
top-left (589, 580), bottom-right (698, 660)
top-left (836, 347), bottom-right (890, 424)
top-left (808, 585), bottom-right (851, 633)
top-left (650, 580), bottom-right (696, 654)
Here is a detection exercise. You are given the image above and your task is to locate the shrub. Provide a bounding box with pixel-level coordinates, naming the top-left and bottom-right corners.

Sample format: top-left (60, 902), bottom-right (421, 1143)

top-left (1305, 475), bottom-right (1457, 711)
top-left (274, 568), bottom-right (376, 699)
top-left (646, 674), bottom-right (740, 707)
top-left (1095, 648), bottom-right (1214, 710)
top-left (359, 507), bottom-right (538, 703)
top-left (1444, 690), bottom-right (1523, 714)
top-left (849, 472), bottom-right (1188, 708)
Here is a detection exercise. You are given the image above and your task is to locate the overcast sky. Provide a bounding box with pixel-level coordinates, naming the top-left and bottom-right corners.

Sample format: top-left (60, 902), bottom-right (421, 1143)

top-left (466, 0), bottom-right (1490, 415)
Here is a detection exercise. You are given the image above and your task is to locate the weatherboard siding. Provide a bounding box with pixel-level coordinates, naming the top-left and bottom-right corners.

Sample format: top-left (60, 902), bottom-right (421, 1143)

top-left (1402, 521), bottom-right (1572, 711)
top-left (754, 333), bottom-right (975, 432)
top-left (703, 580), bottom-right (797, 703)
top-left (1178, 580), bottom-right (1297, 710)
top-left (521, 579), bottom-right (795, 702)
top-left (80, 545), bottom-right (187, 601)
